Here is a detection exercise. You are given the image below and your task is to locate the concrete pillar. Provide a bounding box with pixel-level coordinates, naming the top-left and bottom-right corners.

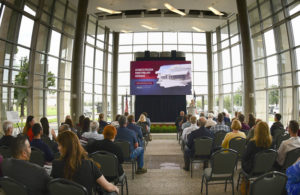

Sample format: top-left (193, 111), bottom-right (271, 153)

top-left (216, 27), bottom-right (223, 112)
top-left (206, 32), bottom-right (214, 112)
top-left (102, 27), bottom-right (109, 120)
top-left (236, 0), bottom-right (255, 116)
top-left (111, 32), bottom-right (119, 119)
top-left (71, 0), bottom-right (88, 123)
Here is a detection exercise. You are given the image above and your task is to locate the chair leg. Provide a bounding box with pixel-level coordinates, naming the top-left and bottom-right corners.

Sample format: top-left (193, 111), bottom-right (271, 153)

top-left (121, 180), bottom-right (124, 195)
top-left (245, 178), bottom-right (248, 195)
top-left (225, 179), bottom-right (227, 192)
top-left (231, 178), bottom-right (234, 195)
top-left (190, 161), bottom-right (193, 178)
top-left (236, 172), bottom-right (241, 191)
top-left (201, 175), bottom-right (204, 193)
top-left (206, 180), bottom-right (208, 195)
top-left (125, 176), bottom-right (128, 195)
top-left (132, 162), bottom-right (134, 179)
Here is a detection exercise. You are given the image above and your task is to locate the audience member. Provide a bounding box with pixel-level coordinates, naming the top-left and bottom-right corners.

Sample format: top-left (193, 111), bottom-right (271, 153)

top-left (246, 119), bottom-right (262, 142)
top-left (64, 118), bottom-right (78, 134)
top-left (116, 115), bottom-right (147, 174)
top-left (182, 114), bottom-right (192, 130)
top-left (58, 124), bottom-right (71, 134)
top-left (98, 113), bottom-right (108, 133)
top-left (0, 120), bottom-right (14, 147)
top-left (181, 116), bottom-right (198, 144)
top-left (222, 120), bottom-right (246, 149)
top-left (111, 114), bottom-right (121, 128)
top-left (2, 135), bottom-right (51, 195)
top-left (248, 114), bottom-right (256, 129)
top-left (239, 114), bottom-right (250, 131)
top-left (51, 131), bottom-right (119, 194)
top-left (23, 115), bottom-right (35, 141)
top-left (127, 115), bottom-right (144, 147)
top-left (82, 121), bottom-right (104, 140)
top-left (210, 113), bottom-right (230, 134)
top-left (205, 113), bottom-right (217, 129)
top-left (124, 112), bottom-right (129, 117)
top-left (222, 112), bottom-right (231, 126)
top-left (76, 115), bottom-right (85, 135)
top-left (242, 121), bottom-right (272, 173)
top-left (137, 114), bottom-right (150, 140)
top-left (175, 111), bottom-right (185, 129)
top-left (232, 111), bottom-right (239, 122)
top-left (142, 112), bottom-right (151, 133)
top-left (87, 125), bottom-right (124, 181)
top-left (40, 117), bottom-right (58, 153)
top-left (183, 117), bottom-right (214, 171)
top-left (270, 113), bottom-right (284, 137)
top-left (277, 120), bottom-right (300, 167)
top-left (30, 123), bottom-right (54, 162)
top-left (286, 158), bottom-right (300, 195)
top-left (200, 112), bottom-right (205, 117)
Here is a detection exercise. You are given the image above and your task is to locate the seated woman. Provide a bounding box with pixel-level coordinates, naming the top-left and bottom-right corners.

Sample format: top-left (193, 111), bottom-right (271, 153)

top-left (87, 125), bottom-right (124, 181)
top-left (51, 131), bottom-right (119, 195)
top-left (222, 119), bottom-right (246, 149)
top-left (286, 158), bottom-right (300, 195)
top-left (242, 121), bottom-right (272, 174)
top-left (136, 114), bottom-right (150, 139)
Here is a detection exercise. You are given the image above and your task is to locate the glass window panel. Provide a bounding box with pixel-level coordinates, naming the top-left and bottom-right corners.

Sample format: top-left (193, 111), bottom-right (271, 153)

top-left (251, 24), bottom-right (261, 35)
top-left (230, 21), bottom-right (238, 36)
top-left (2, 69), bottom-right (9, 83)
top-left (96, 40), bottom-right (104, 48)
top-left (66, 8), bottom-right (76, 26)
top-left (264, 30), bottom-right (276, 56)
top-left (178, 45), bottom-right (192, 52)
top-left (193, 54), bottom-right (207, 71)
top-left (48, 57), bottom-right (58, 77)
top-left (223, 94), bottom-right (232, 114)
top-left (193, 33), bottom-right (206, 44)
top-left (297, 72), bottom-right (300, 84)
top-left (255, 78), bottom-right (266, 90)
top-left (60, 61), bottom-right (71, 79)
top-left (86, 35), bottom-right (94, 45)
top-left (49, 30), bottom-right (61, 57)
top-left (95, 85), bottom-right (102, 94)
top-left (231, 45), bottom-right (241, 66)
top-left (281, 51), bottom-right (291, 73)
top-left (193, 45), bottom-right (206, 52)
top-left (282, 73), bottom-right (292, 86)
top-left (231, 35), bottom-right (239, 45)
top-left (118, 72), bottom-right (130, 86)
top-left (95, 49), bottom-right (103, 70)
top-left (148, 32), bottom-right (162, 44)
top-left (221, 25), bottom-right (229, 40)
top-left (118, 54), bottom-right (132, 72)
top-left (85, 45), bottom-right (94, 67)
top-left (296, 48), bottom-right (300, 70)
top-left (193, 72), bottom-right (207, 85)
top-left (34, 53), bottom-right (46, 75)
top-left (53, 18), bottom-right (63, 31)
top-left (232, 66), bottom-right (241, 82)
top-left (260, 1), bottom-right (272, 19)
top-left (213, 54), bottom-right (218, 71)
top-left (133, 33), bottom-right (147, 44)
top-left (194, 86), bottom-right (207, 94)
top-left (119, 33), bottom-right (133, 45)
top-left (163, 45), bottom-right (177, 51)
top-left (288, 2), bottom-right (300, 15)
top-left (267, 56), bottom-right (278, 76)
top-left (255, 91), bottom-right (267, 121)
top-left (223, 84), bottom-right (232, 93)
top-left (272, 0), bottom-right (282, 12)
top-left (282, 88), bottom-right (292, 125)
top-left (291, 15), bottom-right (300, 46)
top-left (268, 76), bottom-right (279, 87)
top-left (24, 4), bottom-right (36, 16)
top-left (263, 18), bottom-right (273, 29)
top-left (119, 45), bottom-right (132, 53)
top-left (61, 35), bottom-right (73, 61)
top-left (94, 69), bottom-right (102, 85)
top-left (214, 72), bottom-right (218, 86)
top-left (83, 94), bottom-right (93, 117)
top-left (148, 45), bottom-right (162, 52)
top-left (87, 21), bottom-right (96, 37)
top-left (252, 35), bottom-right (264, 59)
top-left (233, 82), bottom-right (242, 92)
top-left (254, 59), bottom-right (265, 78)
top-left (223, 69), bottom-right (231, 84)
top-left (221, 40), bottom-right (229, 48)
top-left (163, 32), bottom-right (177, 44)
top-left (84, 83), bottom-right (93, 93)
top-left (17, 16), bottom-right (34, 47)
top-left (47, 91), bottom-right (57, 121)
top-left (249, 8), bottom-right (260, 25)
top-left (178, 32), bottom-right (192, 44)
top-left (222, 49), bottom-right (230, 69)
top-left (133, 45), bottom-right (147, 52)
top-left (277, 24), bottom-right (289, 51)
top-left (13, 46), bottom-right (30, 69)
top-left (84, 67), bottom-right (93, 83)
top-left (54, 1), bottom-right (65, 19)
top-left (212, 32), bottom-right (217, 44)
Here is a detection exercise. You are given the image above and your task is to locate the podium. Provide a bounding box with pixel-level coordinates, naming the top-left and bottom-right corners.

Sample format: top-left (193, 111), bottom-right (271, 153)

top-left (187, 106), bottom-right (196, 116)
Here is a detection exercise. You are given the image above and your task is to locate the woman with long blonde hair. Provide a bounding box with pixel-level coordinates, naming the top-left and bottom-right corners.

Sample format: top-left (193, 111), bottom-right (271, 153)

top-left (242, 121), bottom-right (272, 174)
top-left (51, 131), bottom-right (119, 194)
top-left (136, 114), bottom-right (150, 140)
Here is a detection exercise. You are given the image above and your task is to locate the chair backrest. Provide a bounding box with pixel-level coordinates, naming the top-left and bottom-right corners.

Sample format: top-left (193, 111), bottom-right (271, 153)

top-left (252, 149), bottom-right (277, 175)
top-left (115, 141), bottom-right (131, 160)
top-left (0, 145), bottom-right (12, 158)
top-left (48, 178), bottom-right (88, 195)
top-left (211, 149), bottom-right (238, 176)
top-left (29, 146), bottom-right (45, 166)
top-left (214, 131), bottom-right (227, 147)
top-left (0, 176), bottom-right (28, 195)
top-left (53, 152), bottom-right (60, 159)
top-left (249, 171), bottom-right (287, 195)
top-left (90, 151), bottom-right (119, 178)
top-left (229, 136), bottom-right (246, 158)
top-left (193, 137), bottom-right (213, 156)
top-left (282, 148), bottom-right (300, 170)
top-left (276, 133), bottom-right (290, 149)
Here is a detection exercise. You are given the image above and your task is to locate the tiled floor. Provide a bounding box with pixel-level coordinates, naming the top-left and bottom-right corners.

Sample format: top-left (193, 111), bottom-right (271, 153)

top-left (123, 133), bottom-right (241, 195)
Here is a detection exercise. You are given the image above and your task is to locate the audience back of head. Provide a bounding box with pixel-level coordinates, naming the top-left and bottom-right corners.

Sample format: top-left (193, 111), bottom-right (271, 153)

top-left (275, 113), bottom-right (282, 122)
top-left (40, 117), bottom-right (49, 136)
top-left (231, 119), bottom-right (242, 130)
top-left (11, 135), bottom-right (30, 159)
top-left (127, 115), bottom-right (134, 123)
top-left (103, 125), bottom-right (117, 140)
top-left (198, 117), bottom-right (207, 127)
top-left (190, 116), bottom-right (197, 124)
top-left (32, 123), bottom-right (42, 137)
top-left (289, 120), bottom-right (299, 135)
top-left (253, 121), bottom-right (272, 147)
top-left (217, 113), bottom-right (224, 123)
top-left (118, 115), bottom-right (127, 127)
top-left (82, 117), bottom-right (90, 132)
top-left (90, 121), bottom-right (99, 132)
top-left (2, 120), bottom-right (13, 135)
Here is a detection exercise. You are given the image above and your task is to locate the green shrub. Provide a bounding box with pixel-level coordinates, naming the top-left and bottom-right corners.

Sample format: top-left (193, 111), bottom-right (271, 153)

top-left (150, 125), bottom-right (177, 133)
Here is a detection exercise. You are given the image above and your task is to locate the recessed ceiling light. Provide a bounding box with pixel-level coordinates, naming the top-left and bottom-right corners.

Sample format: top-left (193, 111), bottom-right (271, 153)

top-left (147, 8), bottom-right (158, 11)
top-left (164, 3), bottom-right (186, 16)
top-left (96, 6), bottom-right (121, 14)
top-left (208, 6), bottom-right (224, 16)
top-left (121, 30), bottom-right (132, 33)
top-left (141, 24), bottom-right (157, 30)
top-left (192, 26), bottom-right (205, 32)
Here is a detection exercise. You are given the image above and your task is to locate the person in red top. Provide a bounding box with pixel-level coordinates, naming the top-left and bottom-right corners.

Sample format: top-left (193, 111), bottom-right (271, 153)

top-left (23, 115), bottom-right (35, 141)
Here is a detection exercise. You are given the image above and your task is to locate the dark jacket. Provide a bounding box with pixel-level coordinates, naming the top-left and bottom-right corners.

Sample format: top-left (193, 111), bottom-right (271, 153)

top-left (270, 121), bottom-right (284, 137)
top-left (127, 123), bottom-right (143, 146)
top-left (30, 139), bottom-right (54, 162)
top-left (187, 126), bottom-right (214, 153)
top-left (0, 135), bottom-right (14, 147)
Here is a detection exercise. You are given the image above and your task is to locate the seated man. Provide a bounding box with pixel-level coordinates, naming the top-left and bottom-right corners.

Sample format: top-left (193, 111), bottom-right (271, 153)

top-left (2, 135), bottom-right (51, 195)
top-left (181, 114), bottom-right (192, 131)
top-left (87, 125), bottom-right (124, 181)
top-left (183, 117), bottom-right (214, 171)
top-left (115, 115), bottom-right (147, 174)
top-left (98, 113), bottom-right (108, 133)
top-left (82, 121), bottom-right (104, 141)
top-left (181, 116), bottom-right (198, 144)
top-left (0, 120), bottom-right (14, 147)
top-left (127, 115), bottom-right (144, 147)
top-left (210, 113), bottom-right (230, 134)
top-left (270, 113), bottom-right (284, 137)
top-left (30, 123), bottom-right (54, 162)
top-left (277, 120), bottom-right (300, 167)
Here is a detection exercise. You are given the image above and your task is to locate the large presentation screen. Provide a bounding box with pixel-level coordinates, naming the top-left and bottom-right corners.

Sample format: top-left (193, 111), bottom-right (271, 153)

top-left (130, 60), bottom-right (192, 95)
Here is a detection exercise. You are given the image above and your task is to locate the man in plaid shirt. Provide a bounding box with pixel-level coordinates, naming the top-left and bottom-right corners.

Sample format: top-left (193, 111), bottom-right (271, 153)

top-left (210, 113), bottom-right (230, 134)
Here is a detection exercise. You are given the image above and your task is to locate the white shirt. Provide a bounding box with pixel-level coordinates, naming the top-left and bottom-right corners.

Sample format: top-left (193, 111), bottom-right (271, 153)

top-left (277, 136), bottom-right (300, 166)
top-left (181, 124), bottom-right (199, 143)
top-left (205, 118), bottom-right (217, 128)
top-left (82, 131), bottom-right (104, 141)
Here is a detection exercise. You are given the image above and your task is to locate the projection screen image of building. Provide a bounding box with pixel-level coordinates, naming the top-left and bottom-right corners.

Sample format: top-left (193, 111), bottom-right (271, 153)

top-left (130, 60), bottom-right (192, 95)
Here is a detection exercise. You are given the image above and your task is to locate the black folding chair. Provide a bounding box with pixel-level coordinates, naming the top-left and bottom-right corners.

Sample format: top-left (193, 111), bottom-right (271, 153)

top-left (48, 178), bottom-right (88, 195)
top-left (90, 151), bottom-right (128, 195)
top-left (249, 171), bottom-right (287, 195)
top-left (281, 148), bottom-right (300, 170)
top-left (0, 176), bottom-right (28, 195)
top-left (190, 136), bottom-right (213, 178)
top-left (115, 141), bottom-right (136, 179)
top-left (30, 146), bottom-right (45, 166)
top-left (0, 145), bottom-right (12, 158)
top-left (276, 133), bottom-right (290, 149)
top-left (214, 130), bottom-right (227, 148)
